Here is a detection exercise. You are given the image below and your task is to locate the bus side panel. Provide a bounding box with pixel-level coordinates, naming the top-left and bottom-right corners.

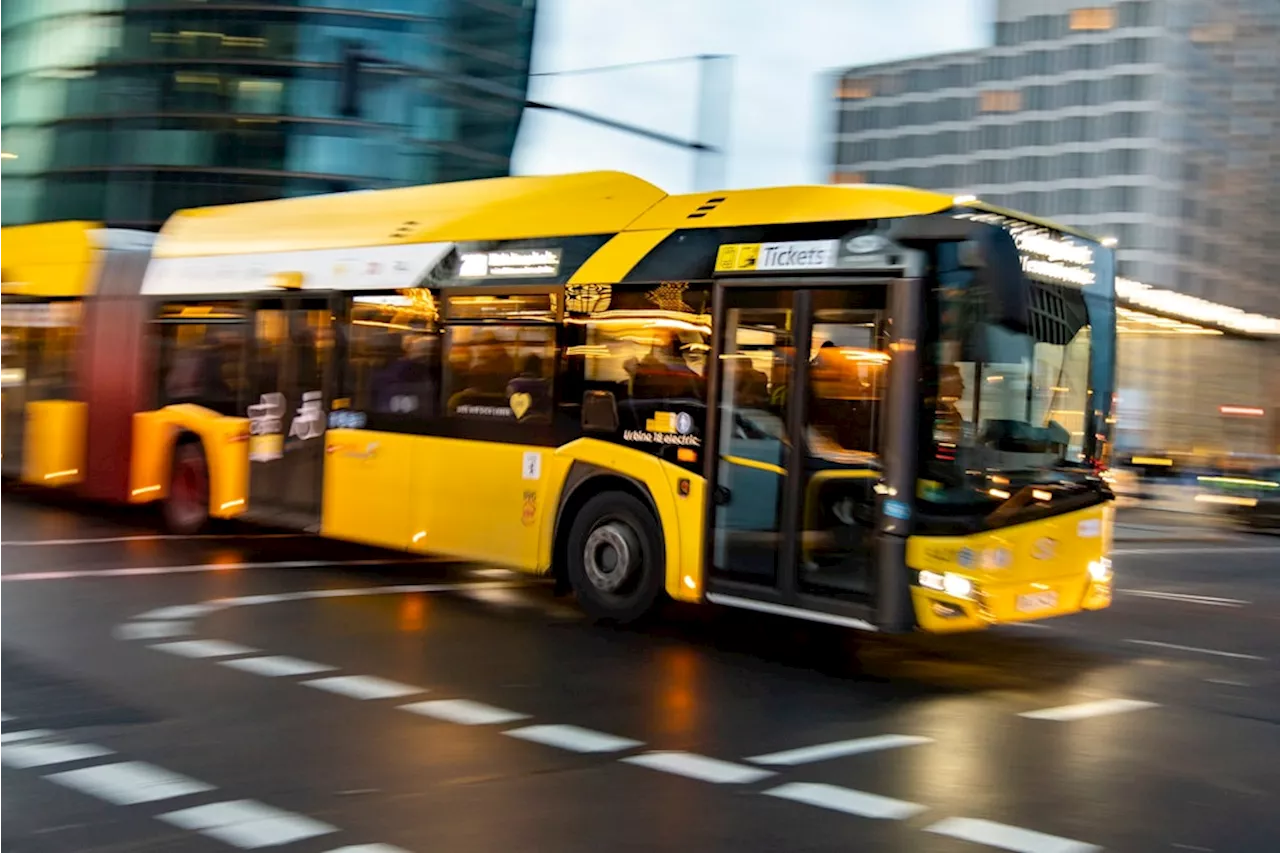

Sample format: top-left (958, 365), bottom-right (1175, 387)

top-left (415, 436), bottom-right (553, 571)
top-left (129, 405), bottom-right (249, 517)
top-left (320, 428), bottom-right (416, 551)
top-left (552, 438), bottom-right (696, 602)
top-left (21, 400), bottom-right (86, 486)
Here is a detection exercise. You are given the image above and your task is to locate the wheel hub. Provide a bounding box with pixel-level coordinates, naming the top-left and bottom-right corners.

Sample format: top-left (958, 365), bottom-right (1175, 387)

top-left (583, 521), bottom-right (640, 593)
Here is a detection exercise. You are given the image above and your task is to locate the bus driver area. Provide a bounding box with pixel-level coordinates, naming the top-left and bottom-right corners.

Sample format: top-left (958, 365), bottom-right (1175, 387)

top-left (3, 170), bottom-right (1119, 635)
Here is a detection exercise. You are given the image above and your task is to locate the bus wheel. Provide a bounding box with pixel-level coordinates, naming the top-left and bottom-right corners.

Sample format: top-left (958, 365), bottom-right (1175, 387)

top-left (164, 440), bottom-right (209, 535)
top-left (566, 491), bottom-right (664, 624)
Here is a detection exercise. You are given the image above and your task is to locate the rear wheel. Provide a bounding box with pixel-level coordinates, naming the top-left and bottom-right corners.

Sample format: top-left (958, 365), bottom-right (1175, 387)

top-left (566, 491), bottom-right (665, 624)
top-left (163, 440), bottom-right (209, 534)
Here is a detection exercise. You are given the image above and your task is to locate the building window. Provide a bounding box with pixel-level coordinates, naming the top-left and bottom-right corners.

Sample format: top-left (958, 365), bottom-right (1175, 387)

top-left (1118, 1), bottom-right (1153, 27)
top-left (1070, 7), bottom-right (1115, 30)
top-left (979, 90), bottom-right (1021, 112)
top-left (838, 78), bottom-right (876, 99)
top-left (1117, 38), bottom-right (1148, 64)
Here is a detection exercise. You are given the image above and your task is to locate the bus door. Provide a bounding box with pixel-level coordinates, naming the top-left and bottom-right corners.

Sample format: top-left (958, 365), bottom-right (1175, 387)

top-left (245, 296), bottom-right (337, 530)
top-left (704, 279), bottom-right (920, 631)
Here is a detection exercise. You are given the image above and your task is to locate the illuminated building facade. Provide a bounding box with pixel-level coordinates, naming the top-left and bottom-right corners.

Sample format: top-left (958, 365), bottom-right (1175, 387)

top-left (830, 0), bottom-right (1279, 459)
top-left (1, 0), bottom-right (537, 230)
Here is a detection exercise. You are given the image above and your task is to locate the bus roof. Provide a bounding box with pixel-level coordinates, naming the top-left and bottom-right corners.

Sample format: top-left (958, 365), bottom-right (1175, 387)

top-left (2, 221), bottom-right (104, 298)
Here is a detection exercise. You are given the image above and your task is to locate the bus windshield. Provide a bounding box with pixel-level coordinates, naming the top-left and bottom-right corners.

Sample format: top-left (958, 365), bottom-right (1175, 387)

top-left (921, 233), bottom-right (1114, 512)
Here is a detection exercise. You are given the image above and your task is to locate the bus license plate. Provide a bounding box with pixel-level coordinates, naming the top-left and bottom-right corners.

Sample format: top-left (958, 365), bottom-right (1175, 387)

top-left (1016, 591), bottom-right (1059, 613)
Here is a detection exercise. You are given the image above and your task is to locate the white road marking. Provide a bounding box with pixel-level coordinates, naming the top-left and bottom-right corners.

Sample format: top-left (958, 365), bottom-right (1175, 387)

top-left (1, 729), bottom-right (55, 743)
top-left (2, 740), bottom-right (115, 769)
top-left (325, 846), bottom-right (412, 853)
top-left (1205, 677), bottom-right (1250, 687)
top-left (764, 782), bottom-right (928, 820)
top-left (925, 816), bottom-right (1101, 853)
top-left (1, 533), bottom-right (311, 547)
top-left (136, 604), bottom-right (223, 620)
top-left (219, 656), bottom-right (336, 677)
top-left (1114, 545), bottom-right (1280, 556)
top-left (115, 621), bottom-right (192, 641)
top-left (152, 639), bottom-right (260, 659)
top-left (159, 800), bottom-right (336, 849)
top-left (748, 734), bottom-right (933, 766)
top-left (0, 712), bottom-right (12, 722)
top-left (1120, 589), bottom-right (1247, 607)
top-left (399, 699), bottom-right (530, 726)
top-left (504, 724), bottom-right (643, 753)
top-left (1126, 639), bottom-right (1266, 661)
top-left (302, 676), bottom-right (424, 701)
top-left (2, 558), bottom-right (435, 582)
top-left (1020, 698), bottom-right (1160, 721)
top-left (621, 751), bottom-right (774, 784)
top-left (47, 761), bottom-right (214, 804)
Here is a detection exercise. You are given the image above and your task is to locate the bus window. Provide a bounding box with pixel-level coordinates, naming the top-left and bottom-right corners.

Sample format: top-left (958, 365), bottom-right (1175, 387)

top-left (344, 291), bottom-right (441, 423)
top-left (444, 325), bottom-right (556, 424)
top-left (2, 300), bottom-right (81, 468)
top-left (153, 302), bottom-right (246, 416)
top-left (799, 293), bottom-right (888, 599)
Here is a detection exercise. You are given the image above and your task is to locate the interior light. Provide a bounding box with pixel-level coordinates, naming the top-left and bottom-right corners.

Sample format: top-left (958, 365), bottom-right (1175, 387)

top-left (989, 488), bottom-right (1011, 500)
top-left (1032, 489), bottom-right (1052, 501)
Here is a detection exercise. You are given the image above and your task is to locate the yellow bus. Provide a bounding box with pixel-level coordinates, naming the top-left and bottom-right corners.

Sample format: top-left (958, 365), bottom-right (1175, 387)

top-left (2, 171), bottom-right (1118, 633)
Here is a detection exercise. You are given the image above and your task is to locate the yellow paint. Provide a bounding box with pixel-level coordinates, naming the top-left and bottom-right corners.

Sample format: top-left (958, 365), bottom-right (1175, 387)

top-left (21, 400), bottom-right (85, 486)
top-left (321, 429), bottom-right (418, 551)
top-left (722, 454), bottom-right (786, 476)
top-left (2, 221), bottom-right (102, 297)
top-left (128, 406), bottom-right (249, 518)
top-left (714, 243), bottom-right (761, 272)
top-left (629, 184), bottom-right (954, 231)
top-left (154, 172), bottom-right (668, 258)
top-left (568, 229), bottom-right (673, 284)
top-left (907, 503), bottom-right (1114, 633)
top-left (412, 436), bottom-right (553, 570)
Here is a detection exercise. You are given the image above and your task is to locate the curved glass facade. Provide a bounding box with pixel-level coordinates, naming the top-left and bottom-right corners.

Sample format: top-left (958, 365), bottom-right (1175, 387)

top-left (1, 0), bottom-right (536, 228)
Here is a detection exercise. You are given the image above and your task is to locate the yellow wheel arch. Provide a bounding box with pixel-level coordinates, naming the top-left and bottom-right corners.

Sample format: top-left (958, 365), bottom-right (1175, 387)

top-left (130, 405), bottom-right (250, 518)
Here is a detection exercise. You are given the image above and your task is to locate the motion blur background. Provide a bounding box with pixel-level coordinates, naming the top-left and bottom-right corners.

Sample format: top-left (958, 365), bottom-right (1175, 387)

top-left (2, 0), bottom-right (1277, 518)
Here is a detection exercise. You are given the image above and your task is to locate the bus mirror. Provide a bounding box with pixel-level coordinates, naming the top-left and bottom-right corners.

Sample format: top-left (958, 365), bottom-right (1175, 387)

top-left (971, 226), bottom-right (1028, 331)
top-left (581, 390), bottom-right (619, 433)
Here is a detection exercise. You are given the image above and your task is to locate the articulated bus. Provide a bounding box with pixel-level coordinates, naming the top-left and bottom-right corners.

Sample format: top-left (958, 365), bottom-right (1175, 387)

top-left (1, 171), bottom-right (1117, 633)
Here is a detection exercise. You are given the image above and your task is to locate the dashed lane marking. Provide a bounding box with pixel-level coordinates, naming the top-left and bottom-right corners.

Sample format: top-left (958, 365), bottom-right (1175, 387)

top-left (399, 699), bottom-right (530, 726)
top-left (1114, 545), bottom-right (1280, 556)
top-left (504, 724), bottom-right (644, 754)
top-left (621, 751), bottom-right (774, 784)
top-left (325, 846), bottom-right (412, 853)
top-left (925, 816), bottom-right (1101, 853)
top-left (1, 739), bottom-right (115, 769)
top-left (303, 675), bottom-right (425, 701)
top-left (115, 621), bottom-right (192, 641)
top-left (48, 761), bottom-right (214, 805)
top-left (1126, 639), bottom-right (1266, 661)
top-left (764, 782), bottom-right (928, 820)
top-left (1, 729), bottom-right (56, 743)
top-left (219, 655), bottom-right (336, 678)
top-left (1019, 698), bottom-right (1160, 721)
top-left (153, 639), bottom-right (260, 659)
top-left (748, 734), bottom-right (934, 766)
top-left (159, 800), bottom-right (337, 849)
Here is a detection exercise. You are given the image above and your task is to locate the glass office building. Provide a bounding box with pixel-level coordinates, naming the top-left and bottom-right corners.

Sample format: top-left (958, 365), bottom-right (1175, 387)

top-left (1, 0), bottom-right (537, 229)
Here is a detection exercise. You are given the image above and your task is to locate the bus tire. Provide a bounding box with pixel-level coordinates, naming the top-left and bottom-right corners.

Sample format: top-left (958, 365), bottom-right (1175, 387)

top-left (163, 439), bottom-right (209, 535)
top-left (566, 491), bottom-right (665, 624)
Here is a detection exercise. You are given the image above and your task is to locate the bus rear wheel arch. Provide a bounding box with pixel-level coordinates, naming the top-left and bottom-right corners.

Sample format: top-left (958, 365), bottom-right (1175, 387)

top-left (163, 434), bottom-right (209, 535)
top-left (563, 488), bottom-right (665, 624)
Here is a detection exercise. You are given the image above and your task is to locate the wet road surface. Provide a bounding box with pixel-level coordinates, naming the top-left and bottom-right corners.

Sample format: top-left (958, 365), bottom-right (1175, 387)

top-left (4, 489), bottom-right (1279, 853)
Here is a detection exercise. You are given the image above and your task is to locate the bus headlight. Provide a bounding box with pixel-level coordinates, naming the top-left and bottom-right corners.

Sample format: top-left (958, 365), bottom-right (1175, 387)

top-left (943, 573), bottom-right (973, 599)
top-left (1088, 557), bottom-right (1112, 581)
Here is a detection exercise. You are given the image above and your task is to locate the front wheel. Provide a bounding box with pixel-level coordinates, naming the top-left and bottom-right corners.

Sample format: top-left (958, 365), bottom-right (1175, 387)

top-left (163, 440), bottom-right (209, 534)
top-left (566, 491), bottom-right (665, 624)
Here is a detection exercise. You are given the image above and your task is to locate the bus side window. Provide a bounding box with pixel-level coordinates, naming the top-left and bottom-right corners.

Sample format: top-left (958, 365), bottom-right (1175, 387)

top-left (344, 291), bottom-right (442, 424)
top-left (153, 302), bottom-right (247, 417)
top-left (443, 325), bottom-right (556, 424)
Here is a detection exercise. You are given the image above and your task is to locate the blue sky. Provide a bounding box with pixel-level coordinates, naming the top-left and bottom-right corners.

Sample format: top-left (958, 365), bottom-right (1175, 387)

top-left (512, 0), bottom-right (992, 192)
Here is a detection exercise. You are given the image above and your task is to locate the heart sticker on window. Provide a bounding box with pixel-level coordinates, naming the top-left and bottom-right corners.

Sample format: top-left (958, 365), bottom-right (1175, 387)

top-left (509, 392), bottom-right (532, 419)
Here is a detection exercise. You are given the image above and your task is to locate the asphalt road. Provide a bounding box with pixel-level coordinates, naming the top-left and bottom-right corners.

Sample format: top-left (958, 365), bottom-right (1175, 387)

top-left (3, 489), bottom-right (1278, 853)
